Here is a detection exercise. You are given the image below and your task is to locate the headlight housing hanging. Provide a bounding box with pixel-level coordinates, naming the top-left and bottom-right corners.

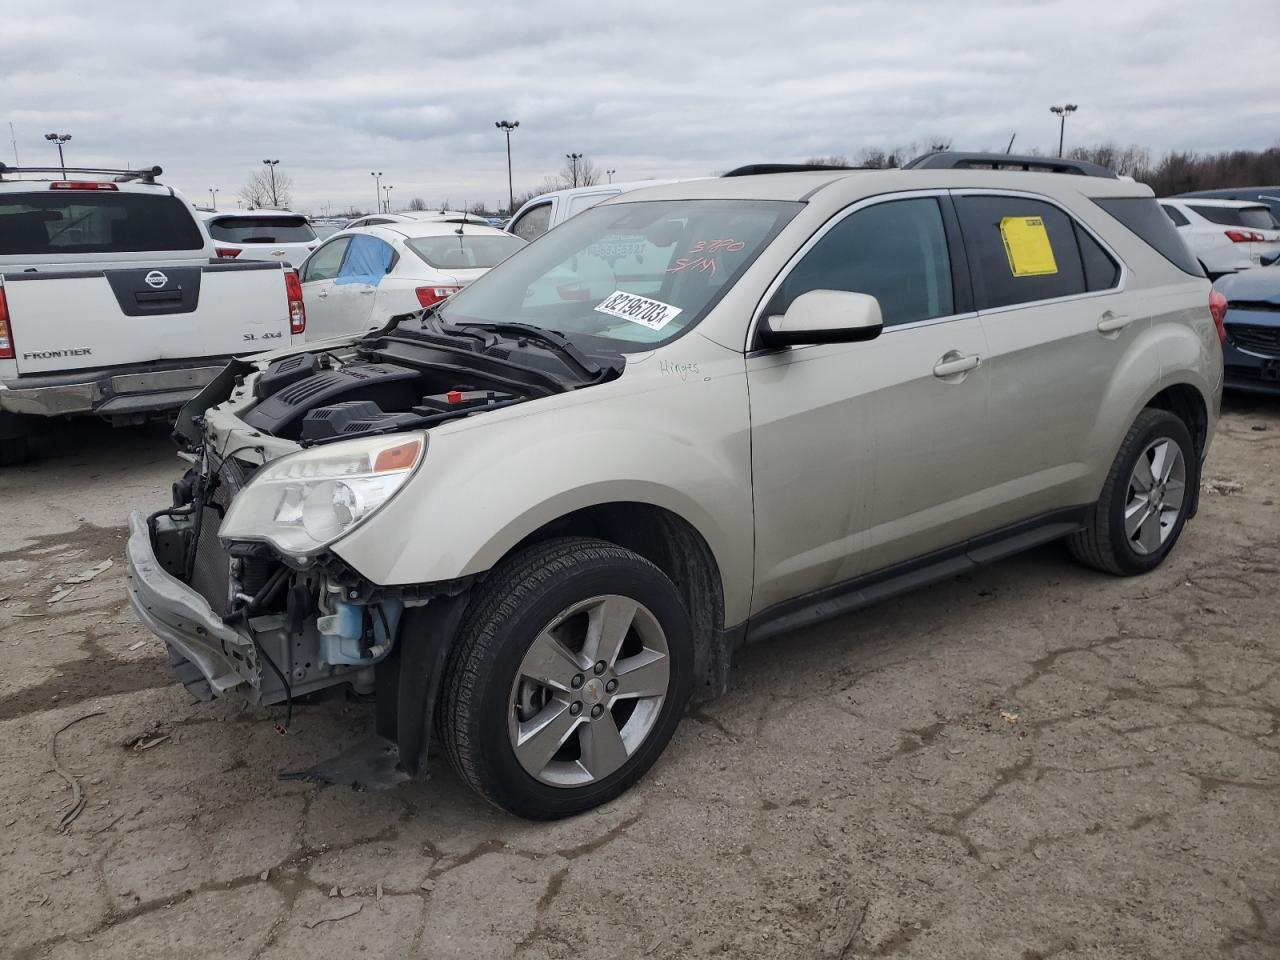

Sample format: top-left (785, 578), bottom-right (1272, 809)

top-left (218, 434), bottom-right (426, 557)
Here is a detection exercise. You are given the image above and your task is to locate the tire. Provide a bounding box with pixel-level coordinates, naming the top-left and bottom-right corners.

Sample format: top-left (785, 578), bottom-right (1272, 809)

top-left (0, 413), bottom-right (31, 466)
top-left (1068, 408), bottom-right (1198, 576)
top-left (439, 537), bottom-right (694, 819)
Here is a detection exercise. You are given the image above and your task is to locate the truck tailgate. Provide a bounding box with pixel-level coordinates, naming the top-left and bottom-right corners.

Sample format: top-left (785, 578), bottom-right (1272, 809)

top-left (2, 262), bottom-right (291, 375)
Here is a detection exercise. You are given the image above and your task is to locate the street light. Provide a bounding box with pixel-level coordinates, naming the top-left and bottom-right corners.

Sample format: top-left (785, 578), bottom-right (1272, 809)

top-left (262, 159), bottom-right (280, 207)
top-left (606, 169), bottom-right (616, 183)
top-left (383, 184), bottom-right (394, 213)
top-left (1049, 104), bottom-right (1078, 158)
top-left (371, 171), bottom-right (383, 213)
top-left (494, 120), bottom-right (520, 216)
top-left (566, 152), bottom-right (583, 188)
top-left (44, 133), bottom-right (72, 177)
top-left (209, 187), bottom-right (219, 209)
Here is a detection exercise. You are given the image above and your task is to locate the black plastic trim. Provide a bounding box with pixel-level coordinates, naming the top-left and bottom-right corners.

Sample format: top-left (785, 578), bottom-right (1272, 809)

top-left (745, 506), bottom-right (1089, 645)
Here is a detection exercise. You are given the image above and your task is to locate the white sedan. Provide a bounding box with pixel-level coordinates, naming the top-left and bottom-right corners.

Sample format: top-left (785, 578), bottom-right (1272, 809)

top-left (296, 220), bottom-right (526, 341)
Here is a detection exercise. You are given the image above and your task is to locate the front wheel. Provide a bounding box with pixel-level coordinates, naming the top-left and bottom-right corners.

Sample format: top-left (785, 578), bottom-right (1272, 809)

top-left (1068, 408), bottom-right (1198, 576)
top-left (439, 537), bottom-right (693, 819)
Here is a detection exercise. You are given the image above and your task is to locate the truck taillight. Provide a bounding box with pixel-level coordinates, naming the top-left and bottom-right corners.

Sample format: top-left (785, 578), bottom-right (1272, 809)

top-left (415, 285), bottom-right (461, 309)
top-left (0, 288), bottom-right (13, 359)
top-left (285, 270), bottom-right (306, 335)
top-left (215, 247), bottom-right (241, 258)
top-left (1224, 229), bottom-right (1264, 243)
top-left (1208, 288), bottom-right (1228, 347)
top-left (48, 181), bottom-right (117, 191)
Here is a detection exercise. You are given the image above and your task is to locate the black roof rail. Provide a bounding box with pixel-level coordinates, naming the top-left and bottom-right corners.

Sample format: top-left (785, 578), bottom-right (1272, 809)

top-left (0, 164), bottom-right (163, 183)
top-left (722, 163), bottom-right (862, 177)
top-left (902, 151), bottom-right (1116, 179)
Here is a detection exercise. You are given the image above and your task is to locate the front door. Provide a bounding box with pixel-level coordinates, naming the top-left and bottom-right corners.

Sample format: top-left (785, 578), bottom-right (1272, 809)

top-left (747, 193), bottom-right (994, 614)
top-left (299, 236), bottom-right (350, 341)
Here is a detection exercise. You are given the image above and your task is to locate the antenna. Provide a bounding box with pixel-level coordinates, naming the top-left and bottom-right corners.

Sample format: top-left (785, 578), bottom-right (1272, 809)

top-left (1005, 132), bottom-right (1016, 154)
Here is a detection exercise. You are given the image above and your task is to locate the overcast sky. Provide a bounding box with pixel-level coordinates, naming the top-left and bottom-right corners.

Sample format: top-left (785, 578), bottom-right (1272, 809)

top-left (4, 0), bottom-right (1276, 214)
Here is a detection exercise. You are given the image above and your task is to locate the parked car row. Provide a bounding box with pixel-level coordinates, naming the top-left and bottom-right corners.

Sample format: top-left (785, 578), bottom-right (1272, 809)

top-left (1161, 194), bottom-right (1280, 278)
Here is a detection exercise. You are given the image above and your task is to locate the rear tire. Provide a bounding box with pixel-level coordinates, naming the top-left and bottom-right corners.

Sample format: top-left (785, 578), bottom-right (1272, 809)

top-left (1068, 408), bottom-right (1198, 576)
top-left (439, 537), bottom-right (693, 820)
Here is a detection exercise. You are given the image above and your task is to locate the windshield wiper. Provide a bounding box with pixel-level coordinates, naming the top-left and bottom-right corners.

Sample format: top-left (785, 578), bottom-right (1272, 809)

top-left (446, 321), bottom-right (604, 378)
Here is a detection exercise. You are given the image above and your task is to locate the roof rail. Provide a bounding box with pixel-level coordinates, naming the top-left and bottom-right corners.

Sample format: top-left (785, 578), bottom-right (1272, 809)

top-left (902, 152), bottom-right (1116, 179)
top-left (722, 163), bottom-right (862, 177)
top-left (0, 164), bottom-right (163, 183)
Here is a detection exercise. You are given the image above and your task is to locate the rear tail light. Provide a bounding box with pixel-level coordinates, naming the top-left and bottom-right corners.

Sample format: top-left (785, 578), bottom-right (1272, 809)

top-left (215, 247), bottom-right (241, 258)
top-left (1224, 229), bottom-right (1265, 243)
top-left (415, 285), bottom-right (461, 309)
top-left (285, 270), bottom-right (306, 335)
top-left (48, 181), bottom-right (117, 191)
top-left (0, 287), bottom-right (13, 360)
top-left (1208, 288), bottom-right (1228, 347)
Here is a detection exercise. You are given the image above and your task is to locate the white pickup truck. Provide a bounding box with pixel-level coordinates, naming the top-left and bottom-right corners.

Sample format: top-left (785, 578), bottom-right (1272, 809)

top-left (0, 164), bottom-right (307, 464)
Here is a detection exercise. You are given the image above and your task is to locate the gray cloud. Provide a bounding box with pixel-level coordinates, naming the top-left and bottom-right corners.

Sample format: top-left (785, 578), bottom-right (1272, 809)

top-left (4, 0), bottom-right (1276, 212)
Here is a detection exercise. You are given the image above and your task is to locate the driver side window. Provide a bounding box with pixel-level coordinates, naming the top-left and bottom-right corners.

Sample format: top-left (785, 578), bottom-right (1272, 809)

top-left (769, 197), bottom-right (955, 327)
top-left (301, 237), bottom-right (350, 283)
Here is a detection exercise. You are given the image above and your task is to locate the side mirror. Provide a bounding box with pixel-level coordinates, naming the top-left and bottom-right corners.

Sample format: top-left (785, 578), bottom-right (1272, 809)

top-left (757, 290), bottom-right (883, 348)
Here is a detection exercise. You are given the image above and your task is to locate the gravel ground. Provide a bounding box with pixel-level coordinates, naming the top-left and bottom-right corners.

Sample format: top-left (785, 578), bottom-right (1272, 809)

top-left (1, 399), bottom-right (1278, 960)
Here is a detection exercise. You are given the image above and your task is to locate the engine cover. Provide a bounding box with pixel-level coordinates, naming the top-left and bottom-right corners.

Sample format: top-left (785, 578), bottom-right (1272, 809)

top-left (243, 362), bottom-right (420, 438)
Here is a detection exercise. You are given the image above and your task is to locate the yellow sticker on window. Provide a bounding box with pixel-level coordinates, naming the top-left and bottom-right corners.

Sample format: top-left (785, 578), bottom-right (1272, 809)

top-left (999, 216), bottom-right (1058, 277)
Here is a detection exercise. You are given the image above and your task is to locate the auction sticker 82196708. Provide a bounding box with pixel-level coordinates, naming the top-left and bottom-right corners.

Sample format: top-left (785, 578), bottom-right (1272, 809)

top-left (594, 290), bottom-right (683, 331)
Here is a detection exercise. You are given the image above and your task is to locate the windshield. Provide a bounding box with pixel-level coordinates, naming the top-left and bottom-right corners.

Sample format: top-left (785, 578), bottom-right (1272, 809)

top-left (437, 199), bottom-right (801, 349)
top-left (406, 233), bottom-right (524, 269)
top-left (1190, 205), bottom-right (1280, 230)
top-left (207, 216), bottom-right (317, 243)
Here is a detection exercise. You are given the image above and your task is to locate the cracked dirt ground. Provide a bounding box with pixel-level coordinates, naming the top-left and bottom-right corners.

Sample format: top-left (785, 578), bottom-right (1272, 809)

top-left (1, 399), bottom-right (1278, 960)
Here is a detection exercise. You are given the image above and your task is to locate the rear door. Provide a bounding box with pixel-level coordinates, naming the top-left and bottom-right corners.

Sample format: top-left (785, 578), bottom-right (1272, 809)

top-left (3, 263), bottom-right (290, 373)
top-left (954, 191), bottom-right (1136, 525)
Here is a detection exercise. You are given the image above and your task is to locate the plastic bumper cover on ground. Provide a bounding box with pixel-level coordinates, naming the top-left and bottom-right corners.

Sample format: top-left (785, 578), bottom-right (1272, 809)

top-left (125, 510), bottom-right (257, 698)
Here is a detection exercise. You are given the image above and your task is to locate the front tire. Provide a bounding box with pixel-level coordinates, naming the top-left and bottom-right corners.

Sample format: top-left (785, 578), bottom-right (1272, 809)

top-left (1068, 408), bottom-right (1198, 576)
top-left (439, 537), bottom-right (693, 819)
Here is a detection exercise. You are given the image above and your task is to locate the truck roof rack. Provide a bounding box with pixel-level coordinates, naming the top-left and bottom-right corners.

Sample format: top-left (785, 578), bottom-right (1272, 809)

top-left (0, 164), bottom-right (163, 183)
top-left (722, 163), bottom-right (862, 177)
top-left (902, 152), bottom-right (1116, 179)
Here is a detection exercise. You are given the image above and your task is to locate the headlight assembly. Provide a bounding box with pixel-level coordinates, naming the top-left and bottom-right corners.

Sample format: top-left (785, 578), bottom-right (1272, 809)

top-left (218, 434), bottom-right (425, 557)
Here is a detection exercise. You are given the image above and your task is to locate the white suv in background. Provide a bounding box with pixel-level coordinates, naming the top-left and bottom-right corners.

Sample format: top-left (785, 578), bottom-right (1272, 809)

top-left (199, 209), bottom-right (320, 267)
top-left (1159, 198), bottom-right (1280, 278)
top-left (506, 179), bottom-right (694, 242)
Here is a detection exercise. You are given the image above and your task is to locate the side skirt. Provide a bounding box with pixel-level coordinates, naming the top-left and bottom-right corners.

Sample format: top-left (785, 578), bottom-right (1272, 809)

top-left (744, 506), bottom-right (1089, 646)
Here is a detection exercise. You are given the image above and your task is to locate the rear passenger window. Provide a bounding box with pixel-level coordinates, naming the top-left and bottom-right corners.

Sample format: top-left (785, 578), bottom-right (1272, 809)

top-left (1094, 197), bottom-right (1204, 277)
top-left (1161, 205), bottom-right (1190, 227)
top-left (956, 196), bottom-right (1088, 309)
top-left (1074, 223), bottom-right (1121, 291)
top-left (768, 197), bottom-right (954, 327)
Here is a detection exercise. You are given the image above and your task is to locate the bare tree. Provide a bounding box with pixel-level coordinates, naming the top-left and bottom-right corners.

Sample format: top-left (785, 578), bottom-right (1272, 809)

top-left (407, 197), bottom-right (428, 211)
top-left (805, 155), bottom-right (853, 167)
top-left (557, 154), bottom-right (600, 189)
top-left (238, 168), bottom-right (293, 209)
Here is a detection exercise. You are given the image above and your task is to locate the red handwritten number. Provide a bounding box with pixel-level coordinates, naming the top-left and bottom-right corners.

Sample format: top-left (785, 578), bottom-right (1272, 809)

top-left (667, 239), bottom-right (745, 275)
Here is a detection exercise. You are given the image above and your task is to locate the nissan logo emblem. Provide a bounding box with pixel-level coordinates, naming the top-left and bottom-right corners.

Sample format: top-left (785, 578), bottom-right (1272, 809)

top-left (144, 270), bottom-right (168, 289)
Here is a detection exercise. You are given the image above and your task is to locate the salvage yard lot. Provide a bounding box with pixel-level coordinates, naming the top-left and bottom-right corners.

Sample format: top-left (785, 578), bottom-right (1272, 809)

top-left (1, 401), bottom-right (1278, 960)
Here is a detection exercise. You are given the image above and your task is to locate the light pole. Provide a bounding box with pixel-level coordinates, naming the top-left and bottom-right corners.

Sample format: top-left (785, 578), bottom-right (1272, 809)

top-left (566, 152), bottom-right (583, 188)
top-left (209, 187), bottom-right (219, 209)
top-left (45, 133), bottom-right (72, 177)
top-left (606, 169), bottom-right (616, 183)
top-left (1049, 104), bottom-right (1077, 157)
top-left (262, 159), bottom-right (280, 206)
top-left (383, 184), bottom-right (394, 213)
top-left (494, 120), bottom-right (519, 216)
top-left (371, 171), bottom-right (382, 213)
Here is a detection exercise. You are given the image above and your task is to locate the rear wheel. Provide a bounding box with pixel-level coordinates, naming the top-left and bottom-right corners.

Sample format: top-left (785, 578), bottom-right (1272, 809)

top-left (439, 537), bottom-right (693, 819)
top-left (1068, 408), bottom-right (1198, 575)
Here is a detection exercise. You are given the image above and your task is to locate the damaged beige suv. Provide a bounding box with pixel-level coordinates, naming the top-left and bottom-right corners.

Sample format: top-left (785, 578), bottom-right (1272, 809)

top-left (127, 153), bottom-right (1223, 819)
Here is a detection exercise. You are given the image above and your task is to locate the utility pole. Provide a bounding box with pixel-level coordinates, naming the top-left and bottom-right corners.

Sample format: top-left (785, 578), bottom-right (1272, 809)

top-left (606, 169), bottom-right (616, 183)
top-left (371, 171), bottom-right (382, 213)
top-left (1049, 104), bottom-right (1077, 157)
top-left (566, 152), bottom-right (583, 188)
top-left (262, 159), bottom-right (280, 206)
top-left (45, 133), bottom-right (72, 177)
top-left (494, 120), bottom-right (519, 215)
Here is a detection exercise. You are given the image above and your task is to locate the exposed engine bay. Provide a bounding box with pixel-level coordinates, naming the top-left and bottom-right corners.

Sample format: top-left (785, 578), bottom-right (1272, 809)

top-left (145, 316), bottom-right (624, 751)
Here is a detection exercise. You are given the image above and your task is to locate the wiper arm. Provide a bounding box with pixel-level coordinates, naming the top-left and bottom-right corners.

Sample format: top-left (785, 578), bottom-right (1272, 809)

top-left (446, 321), bottom-right (603, 378)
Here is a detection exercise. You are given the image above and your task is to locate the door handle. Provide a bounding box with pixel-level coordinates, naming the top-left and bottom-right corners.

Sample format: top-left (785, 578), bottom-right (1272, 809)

top-left (316, 289), bottom-right (328, 299)
top-left (1097, 311), bottom-right (1132, 333)
top-left (933, 352), bottom-right (981, 379)
top-left (360, 288), bottom-right (376, 295)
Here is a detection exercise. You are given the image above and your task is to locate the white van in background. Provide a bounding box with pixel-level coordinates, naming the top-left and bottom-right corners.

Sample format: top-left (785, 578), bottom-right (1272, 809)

top-left (506, 179), bottom-right (695, 241)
